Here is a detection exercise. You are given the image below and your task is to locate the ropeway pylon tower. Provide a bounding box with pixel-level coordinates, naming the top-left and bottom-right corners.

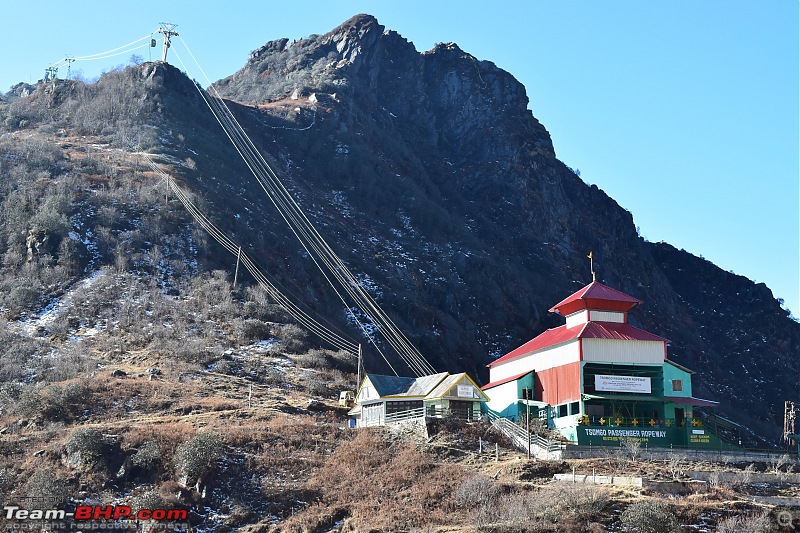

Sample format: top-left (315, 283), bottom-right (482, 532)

top-left (157, 23), bottom-right (179, 63)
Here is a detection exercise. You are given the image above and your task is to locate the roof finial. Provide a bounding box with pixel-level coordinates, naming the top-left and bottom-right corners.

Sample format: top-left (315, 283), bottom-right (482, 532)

top-left (588, 251), bottom-right (596, 281)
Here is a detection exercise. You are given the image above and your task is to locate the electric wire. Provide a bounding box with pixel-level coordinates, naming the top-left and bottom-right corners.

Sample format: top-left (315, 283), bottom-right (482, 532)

top-left (174, 41), bottom-right (437, 377)
top-left (171, 47), bottom-right (409, 375)
top-left (49, 33), bottom-right (158, 69)
top-left (145, 158), bottom-right (366, 359)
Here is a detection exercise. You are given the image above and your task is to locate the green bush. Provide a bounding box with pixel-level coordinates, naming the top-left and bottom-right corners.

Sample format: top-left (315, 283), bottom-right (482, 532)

top-left (65, 427), bottom-right (107, 467)
top-left (131, 440), bottom-right (162, 470)
top-left (174, 432), bottom-right (223, 489)
top-left (620, 500), bottom-right (680, 533)
top-left (25, 468), bottom-right (68, 509)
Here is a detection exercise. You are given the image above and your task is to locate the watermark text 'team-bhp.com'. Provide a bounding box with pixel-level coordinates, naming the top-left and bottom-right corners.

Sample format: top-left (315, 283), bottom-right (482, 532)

top-left (3, 504), bottom-right (189, 530)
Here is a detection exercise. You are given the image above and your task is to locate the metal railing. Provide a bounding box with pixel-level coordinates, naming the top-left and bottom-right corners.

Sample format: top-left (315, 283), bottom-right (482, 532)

top-left (384, 407), bottom-right (426, 424)
top-left (487, 411), bottom-right (564, 454)
top-left (580, 416), bottom-right (706, 429)
top-left (427, 406), bottom-right (482, 422)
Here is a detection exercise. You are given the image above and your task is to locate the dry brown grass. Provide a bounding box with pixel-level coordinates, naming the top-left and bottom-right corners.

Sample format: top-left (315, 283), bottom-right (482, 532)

top-left (281, 429), bottom-right (470, 531)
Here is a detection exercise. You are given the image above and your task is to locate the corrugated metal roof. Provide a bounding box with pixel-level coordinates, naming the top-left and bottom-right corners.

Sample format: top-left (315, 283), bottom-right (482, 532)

top-left (487, 325), bottom-right (584, 368)
top-left (488, 322), bottom-right (666, 368)
top-left (425, 373), bottom-right (489, 401)
top-left (664, 359), bottom-right (696, 375)
top-left (665, 396), bottom-right (719, 407)
top-left (425, 373), bottom-right (464, 399)
top-left (583, 322), bottom-right (668, 343)
top-left (549, 281), bottom-right (642, 315)
top-left (366, 372), bottom-right (448, 398)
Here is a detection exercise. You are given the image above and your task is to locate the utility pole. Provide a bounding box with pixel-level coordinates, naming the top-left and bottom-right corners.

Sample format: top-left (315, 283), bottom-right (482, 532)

top-left (65, 58), bottom-right (75, 79)
top-left (356, 344), bottom-right (363, 393)
top-left (45, 66), bottom-right (58, 82)
top-left (157, 23), bottom-right (179, 63)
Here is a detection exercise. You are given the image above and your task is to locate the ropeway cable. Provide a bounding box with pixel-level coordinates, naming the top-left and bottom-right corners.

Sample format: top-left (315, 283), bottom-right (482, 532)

top-left (169, 48), bottom-right (414, 375)
top-left (149, 161), bottom-right (364, 359)
top-left (173, 41), bottom-right (437, 377)
top-left (145, 158), bottom-right (371, 361)
top-left (176, 43), bottom-right (436, 376)
top-left (49, 33), bottom-right (158, 69)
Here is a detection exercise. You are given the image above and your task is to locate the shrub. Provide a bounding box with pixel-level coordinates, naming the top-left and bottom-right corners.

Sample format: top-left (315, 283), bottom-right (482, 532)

top-left (130, 490), bottom-right (166, 514)
top-left (620, 500), bottom-right (680, 533)
top-left (65, 427), bottom-right (107, 467)
top-left (716, 511), bottom-right (775, 533)
top-left (131, 440), bottom-right (162, 470)
top-left (25, 468), bottom-right (68, 508)
top-left (233, 318), bottom-right (271, 344)
top-left (453, 473), bottom-right (494, 509)
top-left (174, 432), bottom-right (223, 489)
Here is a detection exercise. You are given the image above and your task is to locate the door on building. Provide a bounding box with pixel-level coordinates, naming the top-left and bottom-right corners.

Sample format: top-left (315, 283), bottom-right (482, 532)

top-left (450, 401), bottom-right (474, 421)
top-left (675, 408), bottom-right (685, 427)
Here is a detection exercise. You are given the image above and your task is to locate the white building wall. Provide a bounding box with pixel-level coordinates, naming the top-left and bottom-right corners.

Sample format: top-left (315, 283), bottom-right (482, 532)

top-left (566, 310), bottom-right (589, 328)
top-left (588, 310), bottom-right (625, 323)
top-left (357, 377), bottom-right (381, 402)
top-left (360, 402), bottom-right (384, 427)
top-left (490, 341), bottom-right (580, 382)
top-left (582, 339), bottom-right (664, 364)
top-left (485, 380), bottom-right (519, 418)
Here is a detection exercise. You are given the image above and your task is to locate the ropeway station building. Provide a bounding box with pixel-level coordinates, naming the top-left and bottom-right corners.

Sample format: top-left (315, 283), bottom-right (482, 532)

top-left (482, 281), bottom-right (736, 449)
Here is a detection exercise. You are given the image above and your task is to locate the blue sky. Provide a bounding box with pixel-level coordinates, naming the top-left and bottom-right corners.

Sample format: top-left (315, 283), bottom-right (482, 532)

top-left (3, 1), bottom-right (798, 316)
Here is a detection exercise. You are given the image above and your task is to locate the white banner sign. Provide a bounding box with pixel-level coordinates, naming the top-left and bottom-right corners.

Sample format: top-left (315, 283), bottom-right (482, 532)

top-left (457, 385), bottom-right (473, 398)
top-left (595, 375), bottom-right (651, 394)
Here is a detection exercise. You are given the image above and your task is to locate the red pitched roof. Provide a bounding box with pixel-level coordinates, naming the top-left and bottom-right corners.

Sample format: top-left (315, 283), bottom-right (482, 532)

top-left (488, 322), bottom-right (667, 368)
top-left (549, 281), bottom-right (642, 316)
top-left (582, 322), bottom-right (668, 343)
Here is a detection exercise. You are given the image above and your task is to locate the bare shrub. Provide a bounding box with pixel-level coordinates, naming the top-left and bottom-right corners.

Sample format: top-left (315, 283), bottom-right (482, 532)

top-left (131, 440), bottom-right (162, 470)
top-left (620, 500), bottom-right (680, 533)
top-left (667, 453), bottom-right (687, 480)
top-left (233, 318), bottom-right (271, 344)
top-left (716, 510), bottom-right (775, 533)
top-left (453, 473), bottom-right (495, 509)
top-left (130, 490), bottom-right (165, 514)
top-left (621, 437), bottom-right (641, 462)
top-left (769, 454), bottom-right (791, 475)
top-left (738, 463), bottom-right (756, 485)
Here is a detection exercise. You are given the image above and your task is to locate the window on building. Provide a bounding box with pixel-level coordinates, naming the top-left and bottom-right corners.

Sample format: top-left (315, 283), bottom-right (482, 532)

top-left (558, 404), bottom-right (568, 417)
top-left (671, 379), bottom-right (683, 392)
top-left (386, 400), bottom-right (423, 414)
top-left (586, 404), bottom-right (604, 417)
top-left (569, 402), bottom-right (580, 415)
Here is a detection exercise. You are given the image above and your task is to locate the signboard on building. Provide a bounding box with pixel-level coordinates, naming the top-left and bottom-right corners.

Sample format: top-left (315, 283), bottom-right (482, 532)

top-left (456, 385), bottom-right (473, 398)
top-left (595, 375), bottom-right (651, 394)
top-left (576, 426), bottom-right (724, 448)
top-left (577, 426), bottom-right (678, 446)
